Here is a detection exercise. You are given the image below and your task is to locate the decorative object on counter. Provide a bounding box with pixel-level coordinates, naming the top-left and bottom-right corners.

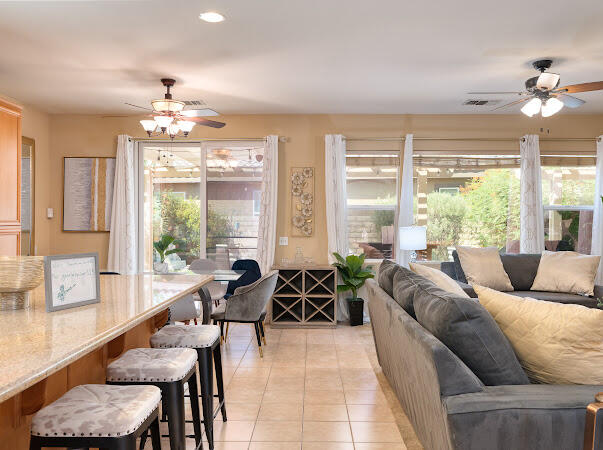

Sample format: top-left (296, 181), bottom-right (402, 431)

top-left (290, 166), bottom-right (314, 236)
top-left (153, 234), bottom-right (182, 273)
top-left (271, 265), bottom-right (337, 327)
top-left (331, 252), bottom-right (374, 326)
top-left (63, 157), bottom-right (116, 232)
top-left (0, 256), bottom-right (44, 310)
top-left (44, 253), bottom-right (100, 312)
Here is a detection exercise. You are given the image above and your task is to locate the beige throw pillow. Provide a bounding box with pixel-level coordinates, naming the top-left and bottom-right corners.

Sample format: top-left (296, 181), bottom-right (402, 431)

top-left (409, 263), bottom-right (469, 298)
top-left (456, 246), bottom-right (514, 291)
top-left (531, 250), bottom-right (600, 296)
top-left (474, 285), bottom-right (603, 385)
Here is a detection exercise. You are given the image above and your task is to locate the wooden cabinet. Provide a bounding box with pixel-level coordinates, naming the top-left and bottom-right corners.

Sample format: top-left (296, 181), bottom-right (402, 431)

top-left (0, 99), bottom-right (21, 255)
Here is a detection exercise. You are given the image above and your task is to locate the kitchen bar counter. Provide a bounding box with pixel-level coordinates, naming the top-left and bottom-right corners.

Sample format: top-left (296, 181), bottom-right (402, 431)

top-left (0, 273), bottom-right (212, 404)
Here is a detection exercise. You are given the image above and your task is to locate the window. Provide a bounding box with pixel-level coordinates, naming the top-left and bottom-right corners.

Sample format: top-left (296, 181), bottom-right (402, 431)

top-left (140, 141), bottom-right (264, 272)
top-left (541, 156), bottom-right (596, 253)
top-left (346, 150), bottom-right (399, 260)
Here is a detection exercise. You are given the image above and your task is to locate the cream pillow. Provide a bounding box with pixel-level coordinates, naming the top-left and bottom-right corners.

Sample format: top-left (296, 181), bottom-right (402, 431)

top-left (409, 263), bottom-right (469, 298)
top-left (456, 246), bottom-right (514, 291)
top-left (474, 285), bottom-right (603, 385)
top-left (531, 250), bottom-right (600, 296)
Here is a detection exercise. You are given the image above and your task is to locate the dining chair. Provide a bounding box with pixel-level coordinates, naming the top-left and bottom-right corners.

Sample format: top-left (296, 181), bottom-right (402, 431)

top-left (225, 259), bottom-right (262, 299)
top-left (189, 258), bottom-right (227, 306)
top-left (211, 271), bottom-right (278, 357)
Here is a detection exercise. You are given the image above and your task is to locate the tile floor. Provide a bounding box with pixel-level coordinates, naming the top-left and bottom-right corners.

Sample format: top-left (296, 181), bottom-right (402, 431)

top-left (147, 323), bottom-right (417, 450)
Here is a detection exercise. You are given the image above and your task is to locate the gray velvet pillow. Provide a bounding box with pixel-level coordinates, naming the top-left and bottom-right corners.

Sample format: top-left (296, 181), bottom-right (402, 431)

top-left (413, 282), bottom-right (529, 386)
top-left (451, 250), bottom-right (468, 284)
top-left (378, 259), bottom-right (402, 297)
top-left (500, 254), bottom-right (541, 291)
top-left (392, 266), bottom-right (438, 317)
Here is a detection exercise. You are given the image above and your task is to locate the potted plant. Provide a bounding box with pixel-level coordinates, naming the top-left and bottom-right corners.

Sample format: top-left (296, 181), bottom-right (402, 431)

top-left (153, 234), bottom-right (182, 273)
top-left (331, 252), bottom-right (374, 326)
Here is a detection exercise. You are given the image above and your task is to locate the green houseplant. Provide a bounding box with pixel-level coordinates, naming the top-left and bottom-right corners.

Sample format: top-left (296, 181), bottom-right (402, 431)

top-left (331, 252), bottom-right (374, 326)
top-left (153, 234), bottom-right (182, 273)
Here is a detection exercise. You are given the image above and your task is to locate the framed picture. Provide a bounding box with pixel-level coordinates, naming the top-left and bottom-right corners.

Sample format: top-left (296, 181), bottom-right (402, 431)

top-left (63, 157), bottom-right (116, 232)
top-left (44, 253), bottom-right (101, 312)
top-left (290, 167), bottom-right (314, 236)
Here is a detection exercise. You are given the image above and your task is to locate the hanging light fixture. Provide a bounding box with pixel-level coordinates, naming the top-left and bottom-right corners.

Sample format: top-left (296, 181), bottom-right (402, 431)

top-left (520, 98), bottom-right (542, 117)
top-left (541, 97), bottom-right (564, 117)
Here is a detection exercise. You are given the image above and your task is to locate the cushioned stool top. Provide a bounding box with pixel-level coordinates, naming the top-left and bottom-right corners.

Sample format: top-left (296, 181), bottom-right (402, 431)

top-left (31, 384), bottom-right (160, 438)
top-left (107, 348), bottom-right (197, 382)
top-left (151, 324), bottom-right (221, 349)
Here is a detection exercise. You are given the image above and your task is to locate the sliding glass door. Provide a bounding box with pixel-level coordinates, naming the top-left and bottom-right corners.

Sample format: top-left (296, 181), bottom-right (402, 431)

top-left (139, 140), bottom-right (264, 272)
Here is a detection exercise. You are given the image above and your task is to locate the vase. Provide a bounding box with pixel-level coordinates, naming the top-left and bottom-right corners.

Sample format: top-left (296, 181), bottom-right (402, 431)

top-left (154, 262), bottom-right (169, 273)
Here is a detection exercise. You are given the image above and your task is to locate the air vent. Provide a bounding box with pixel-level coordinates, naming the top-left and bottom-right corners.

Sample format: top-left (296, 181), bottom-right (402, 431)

top-left (463, 99), bottom-right (501, 106)
top-left (183, 100), bottom-right (206, 106)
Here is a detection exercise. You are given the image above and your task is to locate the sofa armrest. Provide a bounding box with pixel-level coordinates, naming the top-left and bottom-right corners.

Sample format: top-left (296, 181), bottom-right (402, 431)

top-left (456, 281), bottom-right (477, 298)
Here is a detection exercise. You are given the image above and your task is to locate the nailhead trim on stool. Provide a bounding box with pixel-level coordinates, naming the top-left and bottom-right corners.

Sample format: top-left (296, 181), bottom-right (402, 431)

top-left (151, 324), bottom-right (221, 348)
top-left (107, 347), bottom-right (197, 382)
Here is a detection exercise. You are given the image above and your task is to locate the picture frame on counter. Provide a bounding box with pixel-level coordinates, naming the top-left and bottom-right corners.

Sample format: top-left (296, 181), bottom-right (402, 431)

top-left (44, 253), bottom-right (101, 312)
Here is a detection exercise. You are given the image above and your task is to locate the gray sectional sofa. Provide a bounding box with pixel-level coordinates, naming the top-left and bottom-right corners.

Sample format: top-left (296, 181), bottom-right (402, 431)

top-left (441, 251), bottom-right (601, 308)
top-left (367, 260), bottom-right (603, 450)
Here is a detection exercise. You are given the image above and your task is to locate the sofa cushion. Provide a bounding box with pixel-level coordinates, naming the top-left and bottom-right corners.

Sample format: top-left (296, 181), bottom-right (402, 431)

top-left (392, 266), bottom-right (438, 317)
top-left (378, 259), bottom-right (402, 297)
top-left (412, 282), bottom-right (529, 386)
top-left (474, 285), bottom-right (603, 385)
top-left (452, 250), bottom-right (468, 284)
top-left (531, 250), bottom-right (600, 296)
top-left (456, 246), bottom-right (514, 291)
top-left (499, 253), bottom-right (541, 291)
top-left (409, 263), bottom-right (470, 298)
top-left (510, 290), bottom-right (599, 308)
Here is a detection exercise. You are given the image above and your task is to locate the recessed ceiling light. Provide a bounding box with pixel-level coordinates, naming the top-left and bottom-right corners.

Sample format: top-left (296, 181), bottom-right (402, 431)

top-left (199, 11), bottom-right (225, 23)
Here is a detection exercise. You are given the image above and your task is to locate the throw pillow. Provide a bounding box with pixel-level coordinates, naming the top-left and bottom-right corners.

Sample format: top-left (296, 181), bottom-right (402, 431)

top-left (474, 285), bottom-right (603, 385)
top-left (377, 259), bottom-right (402, 297)
top-left (530, 250), bottom-right (600, 296)
top-left (413, 282), bottom-right (529, 386)
top-left (392, 265), bottom-right (437, 317)
top-left (456, 246), bottom-right (514, 291)
top-left (451, 250), bottom-right (468, 284)
top-left (409, 263), bottom-right (469, 298)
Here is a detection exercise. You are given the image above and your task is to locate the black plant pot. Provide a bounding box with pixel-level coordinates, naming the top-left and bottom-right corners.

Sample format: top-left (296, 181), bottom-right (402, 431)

top-left (348, 298), bottom-right (364, 326)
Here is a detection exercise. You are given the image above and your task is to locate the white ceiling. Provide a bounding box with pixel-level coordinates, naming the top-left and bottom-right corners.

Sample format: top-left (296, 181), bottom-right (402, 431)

top-left (1, 0), bottom-right (603, 114)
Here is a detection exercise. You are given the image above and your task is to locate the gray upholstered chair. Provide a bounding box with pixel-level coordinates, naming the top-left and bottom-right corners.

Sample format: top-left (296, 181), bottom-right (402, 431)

top-left (210, 271), bottom-right (278, 357)
top-left (189, 258), bottom-right (227, 306)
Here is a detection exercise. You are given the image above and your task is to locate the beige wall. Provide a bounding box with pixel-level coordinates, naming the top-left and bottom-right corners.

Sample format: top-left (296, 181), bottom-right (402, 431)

top-left (5, 102), bottom-right (603, 268)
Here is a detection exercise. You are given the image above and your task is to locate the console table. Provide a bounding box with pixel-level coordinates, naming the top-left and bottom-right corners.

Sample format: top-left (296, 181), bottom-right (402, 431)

top-left (270, 265), bottom-right (337, 327)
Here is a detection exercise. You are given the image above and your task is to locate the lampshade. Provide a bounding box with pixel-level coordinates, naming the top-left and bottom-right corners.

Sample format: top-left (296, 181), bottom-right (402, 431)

top-left (139, 120), bottom-right (157, 132)
top-left (151, 99), bottom-right (185, 112)
top-left (541, 97), bottom-right (564, 117)
top-left (177, 120), bottom-right (195, 134)
top-left (520, 98), bottom-right (542, 117)
top-left (154, 115), bottom-right (174, 129)
top-left (536, 72), bottom-right (560, 90)
top-left (399, 226), bottom-right (427, 250)
top-left (167, 123), bottom-right (181, 137)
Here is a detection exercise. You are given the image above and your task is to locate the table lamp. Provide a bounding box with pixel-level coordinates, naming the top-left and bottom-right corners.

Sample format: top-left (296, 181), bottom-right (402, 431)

top-left (399, 226), bottom-right (427, 262)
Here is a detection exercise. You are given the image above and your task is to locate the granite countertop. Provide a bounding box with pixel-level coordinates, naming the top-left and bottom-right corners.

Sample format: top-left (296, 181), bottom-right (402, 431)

top-left (0, 273), bottom-right (213, 403)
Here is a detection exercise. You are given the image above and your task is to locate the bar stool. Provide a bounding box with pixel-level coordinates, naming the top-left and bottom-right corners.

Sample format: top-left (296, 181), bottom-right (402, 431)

top-left (29, 384), bottom-right (161, 450)
top-left (151, 324), bottom-right (225, 450)
top-left (107, 347), bottom-right (201, 450)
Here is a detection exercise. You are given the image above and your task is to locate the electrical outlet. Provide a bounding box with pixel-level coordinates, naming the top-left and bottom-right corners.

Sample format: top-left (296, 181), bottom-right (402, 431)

top-left (279, 237), bottom-right (288, 246)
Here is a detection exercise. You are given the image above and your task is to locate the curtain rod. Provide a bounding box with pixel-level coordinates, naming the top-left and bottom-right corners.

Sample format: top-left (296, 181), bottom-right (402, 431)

top-left (344, 137), bottom-right (600, 142)
top-left (129, 137), bottom-right (283, 143)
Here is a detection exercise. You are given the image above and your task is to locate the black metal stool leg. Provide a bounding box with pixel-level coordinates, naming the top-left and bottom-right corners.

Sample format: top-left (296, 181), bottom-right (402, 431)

top-left (164, 381), bottom-right (186, 450)
top-left (187, 371), bottom-right (203, 447)
top-left (213, 343), bottom-right (227, 421)
top-left (149, 415), bottom-right (161, 450)
top-left (197, 347), bottom-right (215, 450)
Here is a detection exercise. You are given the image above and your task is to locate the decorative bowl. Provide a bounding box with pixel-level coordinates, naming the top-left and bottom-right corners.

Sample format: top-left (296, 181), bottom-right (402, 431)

top-left (0, 256), bottom-right (45, 310)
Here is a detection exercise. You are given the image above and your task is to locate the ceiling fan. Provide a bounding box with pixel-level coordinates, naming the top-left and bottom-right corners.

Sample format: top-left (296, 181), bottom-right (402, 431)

top-left (127, 78), bottom-right (225, 137)
top-left (468, 59), bottom-right (603, 117)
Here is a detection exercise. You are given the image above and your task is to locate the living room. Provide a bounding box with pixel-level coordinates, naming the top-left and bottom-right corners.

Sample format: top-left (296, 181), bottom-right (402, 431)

top-left (0, 1), bottom-right (602, 450)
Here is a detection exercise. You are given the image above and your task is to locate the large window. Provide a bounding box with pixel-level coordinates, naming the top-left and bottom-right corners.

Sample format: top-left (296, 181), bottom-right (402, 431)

top-left (140, 141), bottom-right (264, 272)
top-left (346, 150), bottom-right (399, 259)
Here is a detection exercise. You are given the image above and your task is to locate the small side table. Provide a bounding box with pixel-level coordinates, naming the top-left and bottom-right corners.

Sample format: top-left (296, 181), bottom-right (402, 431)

top-left (584, 391), bottom-right (603, 450)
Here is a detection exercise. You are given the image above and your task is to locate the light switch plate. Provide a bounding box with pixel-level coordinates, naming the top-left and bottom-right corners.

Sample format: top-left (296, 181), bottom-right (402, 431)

top-left (47, 208), bottom-right (54, 219)
top-left (279, 237), bottom-right (288, 246)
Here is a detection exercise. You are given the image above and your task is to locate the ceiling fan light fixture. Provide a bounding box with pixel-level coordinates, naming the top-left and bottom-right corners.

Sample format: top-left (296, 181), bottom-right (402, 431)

top-left (140, 120), bottom-right (157, 136)
top-left (536, 72), bottom-right (560, 90)
top-left (199, 11), bottom-right (225, 23)
top-left (177, 120), bottom-right (195, 136)
top-left (167, 123), bottom-right (181, 138)
top-left (521, 98), bottom-right (542, 117)
top-left (154, 115), bottom-right (174, 129)
top-left (151, 99), bottom-right (185, 113)
top-left (541, 97), bottom-right (564, 117)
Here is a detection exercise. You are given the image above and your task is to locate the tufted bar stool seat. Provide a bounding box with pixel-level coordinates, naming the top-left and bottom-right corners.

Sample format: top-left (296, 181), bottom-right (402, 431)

top-left (29, 384), bottom-right (161, 450)
top-left (151, 324), bottom-right (225, 450)
top-left (107, 347), bottom-right (202, 450)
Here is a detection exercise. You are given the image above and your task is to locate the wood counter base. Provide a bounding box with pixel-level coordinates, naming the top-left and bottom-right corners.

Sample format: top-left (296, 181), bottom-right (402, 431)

top-left (0, 313), bottom-right (161, 450)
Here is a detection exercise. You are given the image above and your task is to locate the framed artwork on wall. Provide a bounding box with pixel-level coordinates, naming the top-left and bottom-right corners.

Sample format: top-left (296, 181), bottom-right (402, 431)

top-left (63, 157), bottom-right (116, 232)
top-left (291, 167), bottom-right (314, 237)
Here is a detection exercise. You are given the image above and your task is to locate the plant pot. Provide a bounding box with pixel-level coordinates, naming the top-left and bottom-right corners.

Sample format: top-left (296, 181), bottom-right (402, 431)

top-left (348, 298), bottom-right (364, 326)
top-left (154, 262), bottom-right (169, 274)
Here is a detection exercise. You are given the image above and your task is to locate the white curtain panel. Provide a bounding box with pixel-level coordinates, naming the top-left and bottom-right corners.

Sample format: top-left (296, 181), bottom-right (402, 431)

top-left (108, 135), bottom-right (138, 274)
top-left (591, 136), bottom-right (603, 283)
top-left (257, 135), bottom-right (279, 275)
top-left (519, 134), bottom-right (545, 254)
top-left (325, 134), bottom-right (350, 321)
top-left (396, 134), bottom-right (414, 268)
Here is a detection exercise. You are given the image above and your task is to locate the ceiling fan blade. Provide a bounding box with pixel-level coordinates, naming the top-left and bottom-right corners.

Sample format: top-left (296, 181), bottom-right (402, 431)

top-left (491, 97), bottom-right (530, 111)
top-left (180, 108), bottom-right (220, 117)
top-left (556, 93), bottom-right (585, 108)
top-left (555, 81), bottom-right (603, 94)
top-left (467, 91), bottom-right (525, 95)
top-left (125, 102), bottom-right (153, 111)
top-left (188, 117), bottom-right (226, 128)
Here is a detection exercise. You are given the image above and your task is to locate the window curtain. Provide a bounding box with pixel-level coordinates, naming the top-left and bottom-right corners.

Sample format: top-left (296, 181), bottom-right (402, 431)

top-left (519, 134), bottom-right (545, 254)
top-left (396, 134), bottom-right (414, 268)
top-left (257, 135), bottom-right (279, 275)
top-left (108, 135), bottom-right (138, 274)
top-left (591, 136), bottom-right (603, 283)
top-left (325, 134), bottom-right (350, 321)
